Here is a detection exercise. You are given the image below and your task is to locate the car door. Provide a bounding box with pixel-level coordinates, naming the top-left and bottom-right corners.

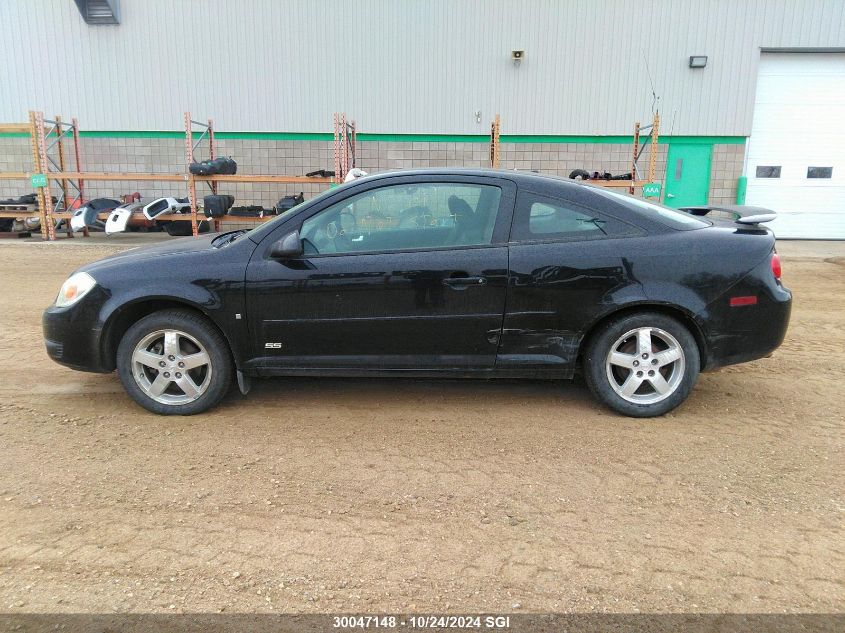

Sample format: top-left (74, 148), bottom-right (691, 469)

top-left (245, 176), bottom-right (516, 372)
top-left (664, 143), bottom-right (712, 208)
top-left (499, 188), bottom-right (646, 374)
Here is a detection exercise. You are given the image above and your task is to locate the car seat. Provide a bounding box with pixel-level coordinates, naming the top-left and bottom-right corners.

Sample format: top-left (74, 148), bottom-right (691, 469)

top-left (447, 196), bottom-right (487, 245)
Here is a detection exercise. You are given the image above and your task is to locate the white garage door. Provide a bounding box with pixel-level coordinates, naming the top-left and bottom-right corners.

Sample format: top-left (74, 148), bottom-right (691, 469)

top-left (745, 52), bottom-right (845, 239)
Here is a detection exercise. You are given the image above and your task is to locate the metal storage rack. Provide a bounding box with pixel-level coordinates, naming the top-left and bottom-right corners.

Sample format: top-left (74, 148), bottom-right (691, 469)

top-left (0, 113), bottom-right (85, 239)
top-left (486, 112), bottom-right (659, 194)
top-left (0, 111), bottom-right (351, 240)
top-left (490, 114), bottom-right (501, 168)
top-left (333, 112), bottom-right (356, 181)
top-left (585, 112), bottom-right (661, 194)
top-left (2, 109), bottom-right (659, 240)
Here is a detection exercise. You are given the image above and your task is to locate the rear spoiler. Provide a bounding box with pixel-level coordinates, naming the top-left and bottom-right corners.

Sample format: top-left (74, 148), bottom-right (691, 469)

top-left (678, 205), bottom-right (776, 225)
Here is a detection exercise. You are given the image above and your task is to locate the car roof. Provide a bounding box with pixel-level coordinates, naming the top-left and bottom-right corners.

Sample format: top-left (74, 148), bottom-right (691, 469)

top-left (357, 167), bottom-right (580, 190)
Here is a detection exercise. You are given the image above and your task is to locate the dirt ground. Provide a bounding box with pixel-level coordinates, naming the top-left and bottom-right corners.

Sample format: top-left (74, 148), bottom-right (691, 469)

top-left (0, 236), bottom-right (842, 614)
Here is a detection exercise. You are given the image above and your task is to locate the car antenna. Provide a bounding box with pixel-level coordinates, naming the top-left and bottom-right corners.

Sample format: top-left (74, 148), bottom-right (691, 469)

top-left (641, 48), bottom-right (660, 115)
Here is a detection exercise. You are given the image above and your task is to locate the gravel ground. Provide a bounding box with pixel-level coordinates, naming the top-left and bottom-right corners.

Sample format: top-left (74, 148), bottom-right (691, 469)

top-left (0, 238), bottom-right (842, 614)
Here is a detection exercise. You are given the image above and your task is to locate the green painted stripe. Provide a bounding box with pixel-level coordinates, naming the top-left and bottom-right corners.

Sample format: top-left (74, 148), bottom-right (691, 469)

top-left (218, 131), bottom-right (332, 141)
top-left (360, 133), bottom-right (488, 143)
top-left (79, 130), bottom-right (337, 141)
top-left (81, 130), bottom-right (184, 139)
top-left (0, 130), bottom-right (746, 145)
top-left (502, 134), bottom-right (745, 145)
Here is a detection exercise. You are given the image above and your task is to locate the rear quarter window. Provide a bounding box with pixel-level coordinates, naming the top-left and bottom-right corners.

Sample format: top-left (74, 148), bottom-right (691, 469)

top-left (511, 193), bottom-right (643, 242)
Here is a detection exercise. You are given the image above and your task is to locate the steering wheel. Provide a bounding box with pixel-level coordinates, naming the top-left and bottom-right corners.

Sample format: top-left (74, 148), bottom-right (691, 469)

top-left (327, 219), bottom-right (354, 252)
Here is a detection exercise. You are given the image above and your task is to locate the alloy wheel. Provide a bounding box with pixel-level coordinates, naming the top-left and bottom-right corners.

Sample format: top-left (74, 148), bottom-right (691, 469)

top-left (605, 326), bottom-right (685, 405)
top-left (131, 329), bottom-right (213, 405)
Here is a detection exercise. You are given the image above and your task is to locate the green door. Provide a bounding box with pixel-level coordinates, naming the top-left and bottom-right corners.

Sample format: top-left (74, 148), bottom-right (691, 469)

top-left (663, 143), bottom-right (712, 208)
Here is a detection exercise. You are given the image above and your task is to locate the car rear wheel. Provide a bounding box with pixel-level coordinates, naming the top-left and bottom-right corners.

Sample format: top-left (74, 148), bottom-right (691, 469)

top-left (584, 312), bottom-right (700, 417)
top-left (116, 309), bottom-right (232, 415)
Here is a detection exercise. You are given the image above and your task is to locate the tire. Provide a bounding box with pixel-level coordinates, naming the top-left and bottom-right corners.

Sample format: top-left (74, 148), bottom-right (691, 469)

top-left (583, 312), bottom-right (700, 417)
top-left (116, 309), bottom-right (233, 415)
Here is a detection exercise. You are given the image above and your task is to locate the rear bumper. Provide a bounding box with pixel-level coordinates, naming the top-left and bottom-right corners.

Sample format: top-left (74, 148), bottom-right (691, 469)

top-left (43, 301), bottom-right (111, 373)
top-left (702, 279), bottom-right (792, 371)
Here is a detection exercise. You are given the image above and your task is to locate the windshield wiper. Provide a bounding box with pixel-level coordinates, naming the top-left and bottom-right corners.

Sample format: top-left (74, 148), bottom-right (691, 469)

top-left (212, 229), bottom-right (247, 248)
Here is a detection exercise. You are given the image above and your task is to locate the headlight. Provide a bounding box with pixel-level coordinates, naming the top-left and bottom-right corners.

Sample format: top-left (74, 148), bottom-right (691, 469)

top-left (55, 272), bottom-right (97, 308)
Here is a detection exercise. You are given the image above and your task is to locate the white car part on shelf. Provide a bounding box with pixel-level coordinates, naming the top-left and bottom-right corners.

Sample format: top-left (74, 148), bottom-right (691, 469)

top-left (105, 201), bottom-right (146, 235)
top-left (142, 197), bottom-right (192, 221)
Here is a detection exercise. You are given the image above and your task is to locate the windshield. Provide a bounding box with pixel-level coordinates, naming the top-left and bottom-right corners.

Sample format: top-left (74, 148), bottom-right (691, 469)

top-left (247, 184), bottom-right (348, 243)
top-left (590, 187), bottom-right (710, 230)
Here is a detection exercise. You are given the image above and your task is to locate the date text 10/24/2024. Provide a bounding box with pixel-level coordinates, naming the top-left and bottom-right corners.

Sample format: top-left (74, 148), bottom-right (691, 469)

top-left (333, 615), bottom-right (511, 629)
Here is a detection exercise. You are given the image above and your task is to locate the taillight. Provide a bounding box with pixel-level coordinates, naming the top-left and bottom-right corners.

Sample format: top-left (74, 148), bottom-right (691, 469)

top-left (771, 251), bottom-right (782, 281)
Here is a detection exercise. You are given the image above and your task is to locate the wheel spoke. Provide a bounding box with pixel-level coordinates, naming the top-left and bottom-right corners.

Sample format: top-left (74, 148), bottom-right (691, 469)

top-left (619, 373), bottom-right (644, 397)
top-left (609, 351), bottom-right (636, 369)
top-left (649, 373), bottom-right (671, 395)
top-left (148, 373), bottom-right (170, 396)
top-left (636, 328), bottom-right (652, 356)
top-left (132, 328), bottom-right (212, 405)
top-left (606, 326), bottom-right (685, 405)
top-left (134, 349), bottom-right (163, 369)
top-left (176, 374), bottom-right (201, 398)
top-left (653, 346), bottom-right (682, 367)
top-left (163, 331), bottom-right (180, 357)
top-left (181, 351), bottom-right (210, 370)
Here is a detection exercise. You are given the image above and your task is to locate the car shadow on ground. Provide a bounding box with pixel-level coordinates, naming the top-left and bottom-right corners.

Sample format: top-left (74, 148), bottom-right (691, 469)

top-left (236, 375), bottom-right (591, 407)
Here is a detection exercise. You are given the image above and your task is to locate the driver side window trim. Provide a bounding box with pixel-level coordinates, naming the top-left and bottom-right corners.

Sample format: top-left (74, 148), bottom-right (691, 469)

top-left (289, 179), bottom-right (515, 258)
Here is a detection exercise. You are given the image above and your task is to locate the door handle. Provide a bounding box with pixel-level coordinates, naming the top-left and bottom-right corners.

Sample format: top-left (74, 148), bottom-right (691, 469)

top-left (667, 193), bottom-right (675, 198)
top-left (443, 276), bottom-right (487, 288)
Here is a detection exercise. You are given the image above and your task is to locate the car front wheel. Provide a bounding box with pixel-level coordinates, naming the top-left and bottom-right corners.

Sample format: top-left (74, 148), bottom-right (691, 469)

top-left (584, 312), bottom-right (700, 417)
top-left (116, 309), bottom-right (233, 415)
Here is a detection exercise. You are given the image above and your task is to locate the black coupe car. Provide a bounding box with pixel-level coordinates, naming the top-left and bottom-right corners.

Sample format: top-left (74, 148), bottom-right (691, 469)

top-left (43, 169), bottom-right (791, 417)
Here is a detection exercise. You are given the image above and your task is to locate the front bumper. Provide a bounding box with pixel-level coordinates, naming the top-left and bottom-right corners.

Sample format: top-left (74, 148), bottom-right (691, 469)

top-left (43, 299), bottom-right (111, 373)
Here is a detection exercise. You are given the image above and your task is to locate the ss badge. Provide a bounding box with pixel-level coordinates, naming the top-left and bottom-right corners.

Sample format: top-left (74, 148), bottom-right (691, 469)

top-left (264, 342), bottom-right (283, 349)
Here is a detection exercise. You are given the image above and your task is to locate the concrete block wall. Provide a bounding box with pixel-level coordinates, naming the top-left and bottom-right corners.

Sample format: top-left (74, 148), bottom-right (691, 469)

top-left (355, 141), bottom-right (668, 182)
top-left (0, 136), bottom-right (742, 209)
top-left (709, 144), bottom-right (745, 205)
top-left (0, 137), bottom-right (31, 200)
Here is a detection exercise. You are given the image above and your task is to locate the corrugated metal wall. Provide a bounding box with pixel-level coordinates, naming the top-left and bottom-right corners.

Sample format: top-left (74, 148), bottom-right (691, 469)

top-left (1, 0), bottom-right (843, 134)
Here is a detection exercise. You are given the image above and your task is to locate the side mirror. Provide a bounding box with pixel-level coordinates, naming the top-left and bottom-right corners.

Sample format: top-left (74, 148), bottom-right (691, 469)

top-left (270, 230), bottom-right (303, 259)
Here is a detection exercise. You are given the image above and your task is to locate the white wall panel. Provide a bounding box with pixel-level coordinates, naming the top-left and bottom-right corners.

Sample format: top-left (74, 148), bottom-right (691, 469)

top-left (0, 0), bottom-right (843, 134)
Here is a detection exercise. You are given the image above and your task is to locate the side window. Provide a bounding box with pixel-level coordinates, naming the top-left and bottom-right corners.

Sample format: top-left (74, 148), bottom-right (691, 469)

top-left (511, 193), bottom-right (640, 242)
top-left (300, 182), bottom-right (501, 255)
top-left (755, 165), bottom-right (781, 178)
top-left (807, 166), bottom-right (833, 179)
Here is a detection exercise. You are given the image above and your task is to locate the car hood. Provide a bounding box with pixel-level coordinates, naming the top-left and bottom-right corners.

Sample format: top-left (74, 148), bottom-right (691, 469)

top-left (84, 233), bottom-right (221, 268)
top-left (75, 233), bottom-right (254, 281)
